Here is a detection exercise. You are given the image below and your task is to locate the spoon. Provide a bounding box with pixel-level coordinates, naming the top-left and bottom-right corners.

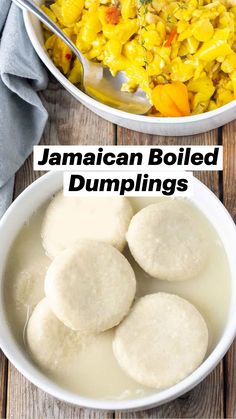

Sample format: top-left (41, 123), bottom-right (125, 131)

top-left (13, 0), bottom-right (152, 114)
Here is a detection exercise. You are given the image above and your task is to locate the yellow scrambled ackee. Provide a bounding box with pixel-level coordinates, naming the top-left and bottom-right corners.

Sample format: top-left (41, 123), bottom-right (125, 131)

top-left (43, 0), bottom-right (236, 116)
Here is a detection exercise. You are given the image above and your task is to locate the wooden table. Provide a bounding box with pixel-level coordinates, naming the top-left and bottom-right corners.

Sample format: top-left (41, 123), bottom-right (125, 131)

top-left (1, 76), bottom-right (236, 419)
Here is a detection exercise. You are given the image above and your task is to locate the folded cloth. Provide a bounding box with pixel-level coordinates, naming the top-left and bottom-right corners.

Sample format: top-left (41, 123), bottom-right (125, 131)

top-left (0, 2), bottom-right (48, 218)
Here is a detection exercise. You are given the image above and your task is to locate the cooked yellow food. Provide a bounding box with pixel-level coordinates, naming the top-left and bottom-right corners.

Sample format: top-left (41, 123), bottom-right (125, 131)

top-left (43, 0), bottom-right (236, 116)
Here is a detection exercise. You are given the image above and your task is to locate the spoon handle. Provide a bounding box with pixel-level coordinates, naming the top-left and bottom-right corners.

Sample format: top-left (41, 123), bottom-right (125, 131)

top-left (12, 0), bottom-right (86, 68)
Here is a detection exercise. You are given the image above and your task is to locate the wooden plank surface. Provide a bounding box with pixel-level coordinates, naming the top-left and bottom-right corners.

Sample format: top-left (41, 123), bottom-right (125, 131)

top-left (1, 78), bottom-right (236, 418)
top-left (0, 352), bottom-right (7, 419)
top-left (222, 120), bottom-right (236, 419)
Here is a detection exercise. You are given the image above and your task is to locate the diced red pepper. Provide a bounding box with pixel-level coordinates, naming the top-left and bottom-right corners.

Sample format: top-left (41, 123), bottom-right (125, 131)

top-left (105, 5), bottom-right (121, 25)
top-left (164, 27), bottom-right (177, 47)
top-left (65, 53), bottom-right (72, 60)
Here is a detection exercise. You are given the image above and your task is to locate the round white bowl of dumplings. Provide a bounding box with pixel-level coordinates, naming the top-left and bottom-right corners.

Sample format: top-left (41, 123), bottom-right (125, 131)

top-left (23, 8), bottom-right (236, 137)
top-left (0, 171), bottom-right (236, 411)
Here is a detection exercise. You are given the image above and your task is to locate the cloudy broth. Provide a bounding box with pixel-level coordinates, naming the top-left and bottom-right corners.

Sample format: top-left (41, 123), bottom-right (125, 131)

top-left (4, 197), bottom-right (231, 400)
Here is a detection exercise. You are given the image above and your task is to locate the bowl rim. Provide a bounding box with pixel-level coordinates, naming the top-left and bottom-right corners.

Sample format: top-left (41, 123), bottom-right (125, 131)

top-left (23, 10), bottom-right (236, 126)
top-left (0, 171), bottom-right (236, 411)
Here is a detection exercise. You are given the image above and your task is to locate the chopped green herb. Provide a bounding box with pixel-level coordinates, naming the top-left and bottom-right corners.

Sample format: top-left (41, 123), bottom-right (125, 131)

top-left (138, 0), bottom-right (152, 4)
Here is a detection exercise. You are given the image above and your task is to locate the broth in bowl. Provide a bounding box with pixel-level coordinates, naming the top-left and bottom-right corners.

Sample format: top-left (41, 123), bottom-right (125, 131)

top-left (4, 195), bottom-right (231, 400)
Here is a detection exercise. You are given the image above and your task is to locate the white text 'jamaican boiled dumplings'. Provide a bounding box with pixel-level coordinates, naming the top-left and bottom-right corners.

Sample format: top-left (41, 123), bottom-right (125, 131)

top-left (26, 298), bottom-right (81, 372)
top-left (41, 192), bottom-right (133, 259)
top-left (127, 200), bottom-right (209, 281)
top-left (113, 293), bottom-right (208, 389)
top-left (44, 240), bottom-right (136, 333)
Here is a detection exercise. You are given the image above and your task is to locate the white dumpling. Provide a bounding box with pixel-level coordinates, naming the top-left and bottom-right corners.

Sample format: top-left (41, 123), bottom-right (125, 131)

top-left (113, 293), bottom-right (208, 389)
top-left (127, 200), bottom-right (209, 281)
top-left (26, 298), bottom-right (81, 372)
top-left (41, 192), bottom-right (133, 259)
top-left (45, 240), bottom-right (136, 333)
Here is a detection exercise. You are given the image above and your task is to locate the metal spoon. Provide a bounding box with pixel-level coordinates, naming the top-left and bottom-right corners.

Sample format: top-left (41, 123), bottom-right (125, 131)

top-left (13, 0), bottom-right (152, 114)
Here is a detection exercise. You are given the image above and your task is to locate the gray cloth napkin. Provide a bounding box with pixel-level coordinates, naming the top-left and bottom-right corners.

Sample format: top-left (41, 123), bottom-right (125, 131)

top-left (0, 1), bottom-right (48, 218)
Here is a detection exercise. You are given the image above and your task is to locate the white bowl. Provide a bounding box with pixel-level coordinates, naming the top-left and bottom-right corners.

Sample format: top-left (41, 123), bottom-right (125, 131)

top-left (0, 171), bottom-right (236, 411)
top-left (23, 9), bottom-right (236, 137)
